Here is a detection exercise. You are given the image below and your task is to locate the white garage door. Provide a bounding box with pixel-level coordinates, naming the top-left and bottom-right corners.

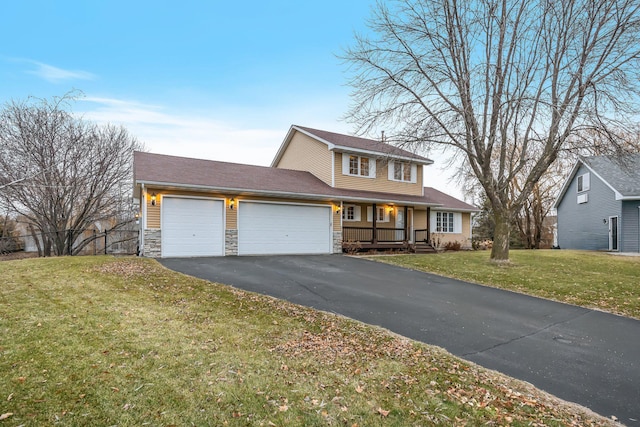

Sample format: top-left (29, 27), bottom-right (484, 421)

top-left (238, 202), bottom-right (331, 255)
top-left (162, 197), bottom-right (224, 257)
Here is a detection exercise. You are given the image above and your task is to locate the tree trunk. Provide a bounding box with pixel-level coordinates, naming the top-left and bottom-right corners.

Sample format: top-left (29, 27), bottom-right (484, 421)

top-left (491, 211), bottom-right (511, 262)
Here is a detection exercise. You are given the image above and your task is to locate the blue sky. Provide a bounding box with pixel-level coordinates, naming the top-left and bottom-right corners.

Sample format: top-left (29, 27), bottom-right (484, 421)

top-left (1, 0), bottom-right (461, 197)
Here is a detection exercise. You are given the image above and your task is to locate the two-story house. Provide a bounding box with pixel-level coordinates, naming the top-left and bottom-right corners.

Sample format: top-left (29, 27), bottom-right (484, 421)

top-left (554, 154), bottom-right (640, 252)
top-left (134, 125), bottom-right (477, 257)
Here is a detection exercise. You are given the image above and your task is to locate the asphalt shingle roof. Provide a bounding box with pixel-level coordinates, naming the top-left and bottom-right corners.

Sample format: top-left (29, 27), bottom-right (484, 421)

top-left (582, 154), bottom-right (640, 197)
top-left (134, 151), bottom-right (477, 211)
top-left (294, 125), bottom-right (432, 163)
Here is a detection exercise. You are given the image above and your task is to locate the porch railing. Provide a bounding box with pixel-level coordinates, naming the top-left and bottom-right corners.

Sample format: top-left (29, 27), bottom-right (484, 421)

top-left (343, 227), bottom-right (407, 243)
top-left (414, 228), bottom-right (429, 243)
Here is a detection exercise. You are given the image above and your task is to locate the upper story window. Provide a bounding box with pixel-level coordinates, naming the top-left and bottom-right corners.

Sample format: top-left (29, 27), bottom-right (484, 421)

top-left (577, 172), bottom-right (590, 192)
top-left (388, 161), bottom-right (417, 183)
top-left (343, 154), bottom-right (376, 178)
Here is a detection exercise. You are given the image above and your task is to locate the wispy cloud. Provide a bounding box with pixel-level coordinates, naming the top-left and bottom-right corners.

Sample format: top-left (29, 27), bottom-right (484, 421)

top-left (75, 95), bottom-right (462, 197)
top-left (19, 59), bottom-right (95, 83)
top-left (78, 96), bottom-right (284, 166)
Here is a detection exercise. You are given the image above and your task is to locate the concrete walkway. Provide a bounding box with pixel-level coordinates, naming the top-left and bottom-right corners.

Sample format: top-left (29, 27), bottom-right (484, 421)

top-left (159, 255), bottom-right (640, 424)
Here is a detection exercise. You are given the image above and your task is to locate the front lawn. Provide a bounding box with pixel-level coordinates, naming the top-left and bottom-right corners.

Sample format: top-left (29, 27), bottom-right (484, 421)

top-left (0, 256), bottom-right (612, 426)
top-left (372, 250), bottom-right (640, 319)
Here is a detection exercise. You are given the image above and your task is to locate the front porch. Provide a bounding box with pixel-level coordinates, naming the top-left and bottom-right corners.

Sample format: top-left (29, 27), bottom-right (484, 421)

top-left (342, 227), bottom-right (435, 253)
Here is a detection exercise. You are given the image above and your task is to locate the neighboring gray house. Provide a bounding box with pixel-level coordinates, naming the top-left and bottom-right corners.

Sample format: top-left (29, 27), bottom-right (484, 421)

top-left (554, 154), bottom-right (640, 252)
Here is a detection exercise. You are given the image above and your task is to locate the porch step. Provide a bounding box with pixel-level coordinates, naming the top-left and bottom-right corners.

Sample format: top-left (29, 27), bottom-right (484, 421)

top-left (413, 242), bottom-right (437, 254)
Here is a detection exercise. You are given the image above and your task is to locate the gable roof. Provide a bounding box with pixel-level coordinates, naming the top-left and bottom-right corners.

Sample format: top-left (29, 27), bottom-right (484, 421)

top-left (553, 153), bottom-right (640, 207)
top-left (582, 154), bottom-right (640, 198)
top-left (271, 125), bottom-right (433, 167)
top-left (134, 151), bottom-right (477, 211)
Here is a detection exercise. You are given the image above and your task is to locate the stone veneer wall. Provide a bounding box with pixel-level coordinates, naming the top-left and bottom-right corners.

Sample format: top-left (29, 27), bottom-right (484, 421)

top-left (333, 231), bottom-right (343, 254)
top-left (143, 229), bottom-right (162, 258)
top-left (225, 229), bottom-right (238, 256)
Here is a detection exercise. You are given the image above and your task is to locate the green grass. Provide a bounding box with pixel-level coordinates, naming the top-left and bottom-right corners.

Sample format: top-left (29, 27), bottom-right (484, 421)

top-left (0, 256), bottom-right (614, 426)
top-left (372, 249), bottom-right (640, 319)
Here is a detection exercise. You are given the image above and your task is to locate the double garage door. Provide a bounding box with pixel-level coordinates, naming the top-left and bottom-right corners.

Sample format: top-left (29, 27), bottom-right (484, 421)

top-left (161, 197), bottom-right (331, 257)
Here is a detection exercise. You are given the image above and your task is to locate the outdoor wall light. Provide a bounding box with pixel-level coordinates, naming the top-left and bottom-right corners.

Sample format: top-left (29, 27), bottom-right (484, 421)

top-left (335, 205), bottom-right (341, 214)
top-left (150, 193), bottom-right (157, 206)
top-left (229, 198), bottom-right (235, 210)
top-left (603, 218), bottom-right (607, 224)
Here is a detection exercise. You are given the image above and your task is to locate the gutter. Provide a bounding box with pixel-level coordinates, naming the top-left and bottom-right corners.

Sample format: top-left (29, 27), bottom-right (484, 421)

top-left (135, 179), bottom-right (445, 209)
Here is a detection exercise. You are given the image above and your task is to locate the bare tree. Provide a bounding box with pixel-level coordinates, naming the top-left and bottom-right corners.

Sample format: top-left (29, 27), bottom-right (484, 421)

top-left (0, 94), bottom-right (142, 256)
top-left (344, 0), bottom-right (640, 261)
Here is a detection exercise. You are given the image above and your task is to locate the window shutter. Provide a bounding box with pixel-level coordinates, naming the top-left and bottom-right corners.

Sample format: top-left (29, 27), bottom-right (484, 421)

top-left (454, 213), bottom-right (462, 233)
top-left (388, 162), bottom-right (395, 180)
top-left (369, 158), bottom-right (376, 178)
top-left (366, 206), bottom-right (372, 222)
top-left (342, 153), bottom-right (350, 175)
top-left (583, 173), bottom-right (590, 191)
top-left (354, 206), bottom-right (362, 221)
top-left (383, 208), bottom-right (390, 222)
top-left (410, 164), bottom-right (417, 183)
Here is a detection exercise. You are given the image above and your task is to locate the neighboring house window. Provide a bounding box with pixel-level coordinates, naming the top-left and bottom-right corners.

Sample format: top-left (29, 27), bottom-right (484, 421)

top-left (436, 212), bottom-right (455, 233)
top-left (367, 206), bottom-right (390, 222)
top-left (577, 172), bottom-right (590, 192)
top-left (342, 205), bottom-right (361, 222)
top-left (388, 161), bottom-right (417, 183)
top-left (344, 154), bottom-right (375, 178)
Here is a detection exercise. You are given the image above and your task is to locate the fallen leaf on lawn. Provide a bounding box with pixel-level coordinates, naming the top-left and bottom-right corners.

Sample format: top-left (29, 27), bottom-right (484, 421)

top-left (0, 413), bottom-right (13, 420)
top-left (377, 407), bottom-right (390, 417)
top-left (279, 404), bottom-right (288, 412)
top-left (7, 393), bottom-right (13, 401)
top-left (355, 385), bottom-right (364, 393)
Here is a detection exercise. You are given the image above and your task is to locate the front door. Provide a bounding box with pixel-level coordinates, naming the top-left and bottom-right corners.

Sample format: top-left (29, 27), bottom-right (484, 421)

top-left (395, 209), bottom-right (405, 241)
top-left (609, 216), bottom-right (619, 251)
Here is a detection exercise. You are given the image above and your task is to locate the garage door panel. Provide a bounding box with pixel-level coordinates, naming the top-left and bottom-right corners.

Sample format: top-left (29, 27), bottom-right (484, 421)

top-left (162, 197), bottom-right (224, 257)
top-left (238, 202), bottom-right (331, 255)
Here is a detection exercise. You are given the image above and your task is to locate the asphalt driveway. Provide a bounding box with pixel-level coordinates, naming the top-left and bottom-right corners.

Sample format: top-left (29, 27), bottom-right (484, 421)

top-left (159, 254), bottom-right (640, 424)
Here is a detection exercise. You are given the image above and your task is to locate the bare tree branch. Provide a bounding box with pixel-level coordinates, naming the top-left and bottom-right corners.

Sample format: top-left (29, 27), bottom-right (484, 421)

top-left (343, 0), bottom-right (640, 260)
top-left (0, 93), bottom-right (143, 256)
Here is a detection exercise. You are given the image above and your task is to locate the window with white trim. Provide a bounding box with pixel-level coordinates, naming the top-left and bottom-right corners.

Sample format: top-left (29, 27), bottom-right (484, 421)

top-left (367, 206), bottom-right (390, 222)
top-left (577, 172), bottom-right (590, 192)
top-left (388, 161), bottom-right (417, 183)
top-left (343, 154), bottom-right (375, 178)
top-left (342, 204), bottom-right (361, 222)
top-left (436, 212), bottom-right (455, 233)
